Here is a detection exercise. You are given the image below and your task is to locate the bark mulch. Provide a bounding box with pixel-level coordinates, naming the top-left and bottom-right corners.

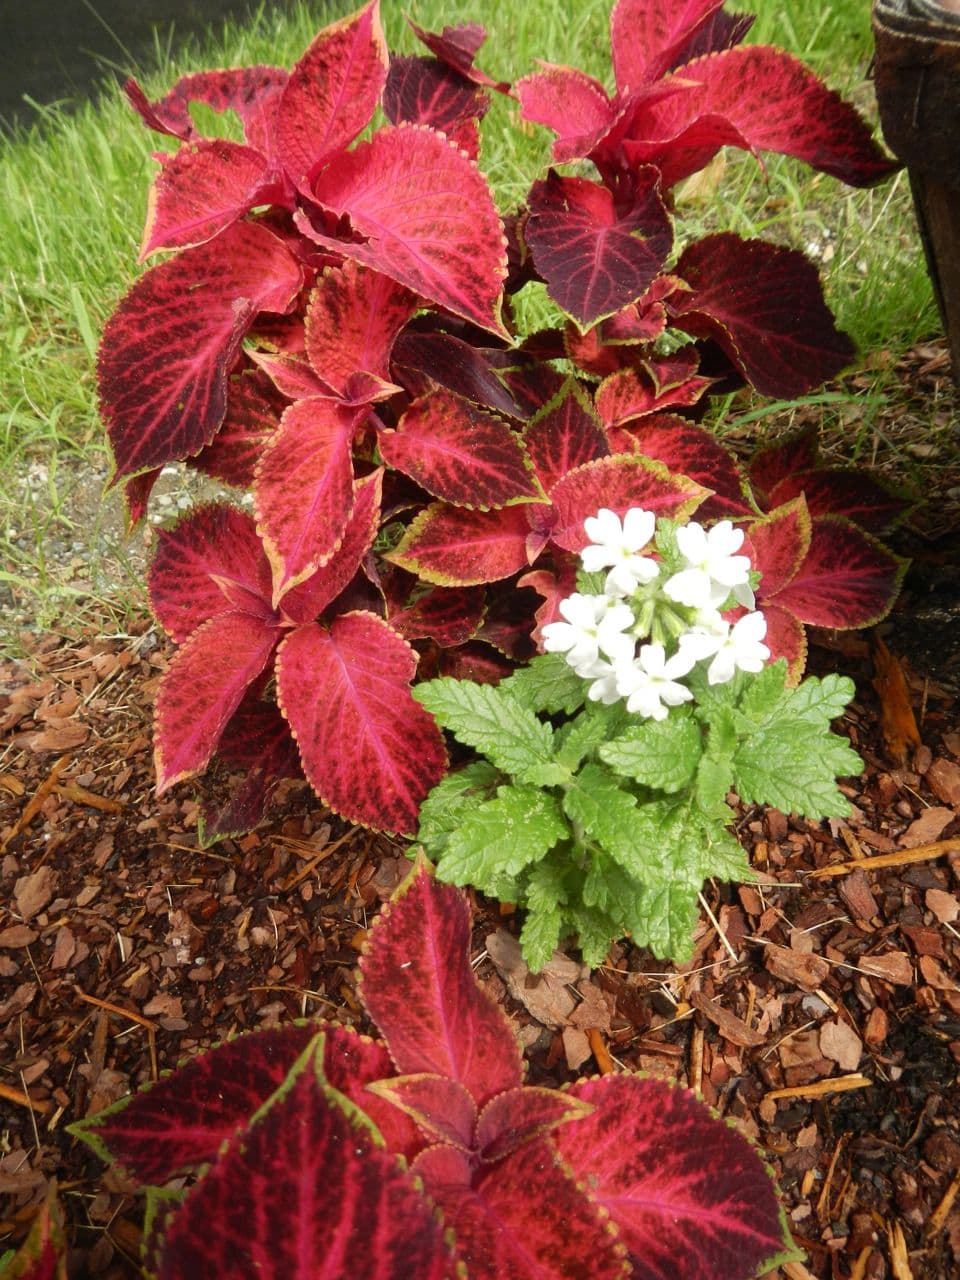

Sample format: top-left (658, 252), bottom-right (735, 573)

top-left (2, 339), bottom-right (959, 1279)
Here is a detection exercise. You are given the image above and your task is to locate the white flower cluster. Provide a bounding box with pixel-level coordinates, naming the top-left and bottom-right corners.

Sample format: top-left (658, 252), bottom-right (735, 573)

top-left (541, 508), bottom-right (771, 720)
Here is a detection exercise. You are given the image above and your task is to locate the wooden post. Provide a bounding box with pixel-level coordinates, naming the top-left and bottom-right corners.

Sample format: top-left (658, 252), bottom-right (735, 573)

top-left (872, 0), bottom-right (960, 382)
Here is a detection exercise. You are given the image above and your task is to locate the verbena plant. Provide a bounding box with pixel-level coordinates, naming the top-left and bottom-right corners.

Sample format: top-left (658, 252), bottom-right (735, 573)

top-left (100, 1), bottom-right (905, 866)
top-left (70, 862), bottom-right (800, 1279)
top-left (414, 506), bottom-right (864, 966)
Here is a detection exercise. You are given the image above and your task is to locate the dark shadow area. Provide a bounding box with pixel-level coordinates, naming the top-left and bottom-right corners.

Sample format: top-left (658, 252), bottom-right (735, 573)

top-left (0, 0), bottom-right (304, 131)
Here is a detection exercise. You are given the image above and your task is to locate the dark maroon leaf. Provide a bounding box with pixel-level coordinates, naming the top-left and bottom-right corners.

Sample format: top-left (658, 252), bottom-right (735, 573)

top-left (148, 503), bottom-right (273, 644)
top-left (100, 222), bottom-right (302, 481)
top-left (476, 1087), bottom-right (591, 1163)
top-left (421, 1139), bottom-right (629, 1279)
top-left (360, 863), bottom-right (524, 1107)
top-left (157, 1038), bottom-right (454, 1280)
top-left (746, 496), bottom-right (812, 597)
top-left (385, 582), bottom-right (486, 647)
top-left (553, 1074), bottom-right (794, 1280)
top-left (388, 502), bottom-right (533, 586)
top-left (276, 614), bottom-right (447, 835)
top-left (392, 332), bottom-right (526, 420)
top-left (475, 582), bottom-right (540, 661)
top-left (524, 380), bottom-right (609, 495)
top-left (765, 468), bottom-right (911, 533)
top-left (154, 611), bottom-right (280, 792)
top-left (384, 55), bottom-right (489, 137)
top-left (525, 168), bottom-right (672, 328)
top-left (670, 234), bottom-right (855, 397)
top-left (407, 18), bottom-right (509, 92)
top-left (747, 425), bottom-right (819, 501)
top-left (71, 1024), bottom-right (318, 1185)
top-left (626, 418), bottom-right (753, 520)
top-left (191, 369), bottom-right (285, 488)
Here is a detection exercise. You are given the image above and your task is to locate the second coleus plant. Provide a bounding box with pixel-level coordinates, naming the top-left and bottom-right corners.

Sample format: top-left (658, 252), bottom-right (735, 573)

top-left (100, 0), bottom-right (905, 838)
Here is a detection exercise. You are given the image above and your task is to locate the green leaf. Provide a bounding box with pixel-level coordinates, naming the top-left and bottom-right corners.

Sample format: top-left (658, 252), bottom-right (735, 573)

top-left (734, 660), bottom-right (790, 727)
top-left (417, 761), bottom-right (502, 853)
top-left (693, 754), bottom-right (733, 819)
top-left (563, 763), bottom-right (641, 867)
top-left (734, 723), bottom-right (861, 816)
top-left (520, 855), bottom-right (571, 972)
top-left (440, 784), bottom-right (568, 884)
top-left (784, 672), bottom-right (857, 726)
top-left (564, 899), bottom-right (618, 969)
top-left (632, 877), bottom-right (702, 964)
top-left (499, 653), bottom-right (586, 715)
top-left (414, 678), bottom-right (556, 775)
top-left (554, 701), bottom-right (629, 771)
top-left (599, 708), bottom-right (702, 792)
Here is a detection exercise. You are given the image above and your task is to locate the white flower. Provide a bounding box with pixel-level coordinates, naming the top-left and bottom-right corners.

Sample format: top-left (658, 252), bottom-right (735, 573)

top-left (581, 507), bottom-right (659, 596)
top-left (542, 593), bottom-right (635, 673)
top-left (705, 610), bottom-right (771, 685)
top-left (582, 659), bottom-right (623, 705)
top-left (615, 643), bottom-right (696, 720)
top-left (663, 520), bottom-right (751, 608)
top-left (677, 611), bottom-right (729, 663)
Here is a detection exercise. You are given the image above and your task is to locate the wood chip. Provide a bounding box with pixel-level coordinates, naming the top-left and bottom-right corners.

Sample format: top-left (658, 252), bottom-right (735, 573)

top-left (926, 757), bottom-right (960, 807)
top-left (764, 1073), bottom-right (872, 1101)
top-left (859, 951), bottom-right (914, 985)
top-left (0, 925), bottom-right (39, 948)
top-left (14, 866), bottom-right (57, 921)
top-left (819, 1017), bottom-right (863, 1071)
top-left (872, 637), bottom-right (921, 764)
top-left (901, 806), bottom-right (956, 849)
top-left (764, 943), bottom-right (830, 991)
top-left (691, 991), bottom-right (765, 1047)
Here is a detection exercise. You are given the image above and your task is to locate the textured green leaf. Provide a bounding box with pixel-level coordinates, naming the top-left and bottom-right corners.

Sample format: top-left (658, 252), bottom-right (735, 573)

top-left (734, 660), bottom-right (790, 727)
top-left (565, 900), bottom-right (619, 969)
top-left (599, 709), bottom-right (702, 792)
top-left (417, 761), bottom-right (502, 852)
top-left (734, 723), bottom-right (860, 816)
top-left (520, 856), bottom-right (571, 972)
top-left (441, 785), bottom-right (568, 884)
top-left (563, 763), bottom-right (641, 867)
top-left (414, 678), bottom-right (556, 775)
top-left (632, 878), bottom-right (702, 963)
top-left (554, 702), bottom-right (629, 772)
top-left (783, 672), bottom-right (857, 726)
top-left (693, 755), bottom-right (733, 819)
top-left (499, 653), bottom-right (586, 715)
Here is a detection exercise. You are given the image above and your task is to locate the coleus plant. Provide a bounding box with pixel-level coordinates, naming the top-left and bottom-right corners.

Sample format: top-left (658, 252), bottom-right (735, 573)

top-left (98, 0), bottom-right (905, 838)
top-left (414, 508), bottom-right (863, 966)
top-left (70, 862), bottom-right (799, 1279)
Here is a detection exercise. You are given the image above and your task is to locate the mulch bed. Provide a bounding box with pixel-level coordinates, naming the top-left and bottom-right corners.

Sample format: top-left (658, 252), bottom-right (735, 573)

top-left (2, 343), bottom-right (959, 1280)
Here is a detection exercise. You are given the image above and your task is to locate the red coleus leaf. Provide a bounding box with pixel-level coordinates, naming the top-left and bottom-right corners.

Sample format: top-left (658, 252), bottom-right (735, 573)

top-left (475, 581), bottom-right (540, 661)
top-left (523, 380), bottom-right (610, 495)
top-left (669, 234), bottom-right (855, 398)
top-left (278, 469), bottom-right (383, 623)
top-left (417, 1139), bottom-right (629, 1279)
top-left (515, 64), bottom-right (617, 164)
top-left (541, 455), bottom-right (707, 554)
top-left (385, 579), bottom-right (486, 646)
top-left (148, 503), bottom-right (273, 642)
top-left (553, 1075), bottom-right (792, 1280)
top-left (747, 495), bottom-right (812, 598)
top-left (154, 611), bottom-right (279, 792)
top-left (667, 9), bottom-right (756, 71)
top-left (140, 140), bottom-right (276, 259)
top-left (476, 1087), bottom-right (591, 1164)
top-left (519, 562), bottom-right (579, 646)
top-left (766, 468), bottom-right (911, 534)
top-left (765, 516), bottom-right (908, 629)
top-left (384, 54), bottom-right (490, 140)
top-left (643, 45), bottom-right (897, 189)
top-left (407, 19), bottom-right (508, 93)
top-left (275, 0), bottom-right (388, 194)
top-left (124, 470), bottom-right (161, 529)
top-left (368, 1073), bottom-right (477, 1150)
top-left (379, 389), bottom-right (541, 508)
top-left (247, 350), bottom-right (330, 400)
top-left (1, 1182), bottom-right (66, 1280)
top-left (388, 502), bottom-right (532, 586)
top-left (157, 1038), bottom-right (454, 1280)
top-left (623, 418), bottom-right (753, 520)
top-left (125, 66), bottom-right (287, 151)
top-left (320, 1029), bottom-right (422, 1163)
top-left (747, 424), bottom-right (819, 500)
top-left (595, 361), bottom-right (714, 428)
top-left (392, 331), bottom-right (525, 420)
top-left (756, 602), bottom-right (808, 684)
top-left (276, 613), bottom-right (446, 834)
top-left (437, 641), bottom-right (514, 684)
top-left (610, 0), bottom-right (724, 89)
top-left (525, 168), bottom-right (672, 328)
top-left (190, 368), bottom-right (285, 488)
top-left (100, 221), bottom-right (302, 481)
top-left (303, 124), bottom-right (508, 336)
top-left (72, 1023), bottom-right (318, 1185)
top-left (254, 398), bottom-right (363, 600)
top-left (360, 863), bottom-right (524, 1107)
top-left (305, 260), bottom-right (417, 396)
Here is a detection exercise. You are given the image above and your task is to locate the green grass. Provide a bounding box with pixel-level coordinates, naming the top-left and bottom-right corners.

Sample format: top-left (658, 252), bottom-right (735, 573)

top-left (0, 0), bottom-right (940, 646)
